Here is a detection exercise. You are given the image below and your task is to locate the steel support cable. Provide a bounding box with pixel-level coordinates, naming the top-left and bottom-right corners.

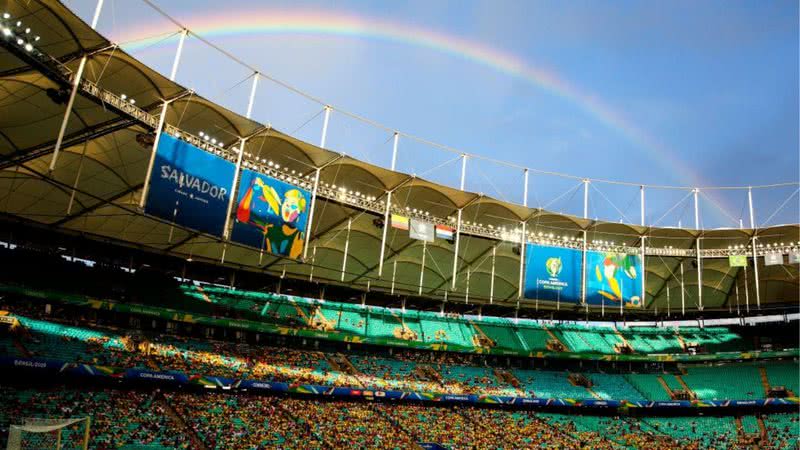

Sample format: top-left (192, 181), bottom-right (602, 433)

top-left (760, 188), bottom-right (799, 227)
top-left (590, 182), bottom-right (631, 224)
top-left (650, 191), bottom-right (694, 228)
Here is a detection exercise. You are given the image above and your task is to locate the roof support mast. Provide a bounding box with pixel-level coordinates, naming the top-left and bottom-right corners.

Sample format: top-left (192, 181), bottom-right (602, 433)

top-left (139, 28), bottom-right (188, 209)
top-left (378, 132), bottom-right (400, 277)
top-left (49, 0), bottom-right (105, 173)
top-left (694, 188), bottom-right (703, 311)
top-left (640, 185), bottom-right (646, 313)
top-left (517, 169), bottom-right (530, 303)
top-left (301, 105), bottom-right (332, 260)
top-left (450, 154), bottom-right (467, 290)
top-left (581, 179), bottom-right (589, 308)
top-left (748, 187), bottom-right (761, 309)
top-left (220, 72), bottom-right (259, 263)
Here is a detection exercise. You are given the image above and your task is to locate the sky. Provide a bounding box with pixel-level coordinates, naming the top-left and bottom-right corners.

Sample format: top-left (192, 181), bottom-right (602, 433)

top-left (64, 0), bottom-right (799, 228)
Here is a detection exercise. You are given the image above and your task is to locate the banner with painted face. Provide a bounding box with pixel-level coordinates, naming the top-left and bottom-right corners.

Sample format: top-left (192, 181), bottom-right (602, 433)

top-left (144, 134), bottom-right (235, 237)
top-left (585, 251), bottom-right (643, 308)
top-left (231, 169), bottom-right (310, 260)
top-left (523, 244), bottom-right (582, 303)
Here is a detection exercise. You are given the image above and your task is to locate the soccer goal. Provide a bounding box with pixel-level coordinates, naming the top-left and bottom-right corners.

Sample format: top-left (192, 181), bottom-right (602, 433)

top-left (6, 417), bottom-right (90, 450)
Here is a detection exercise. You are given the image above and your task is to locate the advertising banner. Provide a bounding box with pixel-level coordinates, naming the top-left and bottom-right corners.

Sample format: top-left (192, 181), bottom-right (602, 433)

top-left (231, 169), bottom-right (311, 260)
top-left (585, 251), bottom-right (643, 307)
top-left (144, 134), bottom-right (235, 237)
top-left (523, 244), bottom-right (582, 303)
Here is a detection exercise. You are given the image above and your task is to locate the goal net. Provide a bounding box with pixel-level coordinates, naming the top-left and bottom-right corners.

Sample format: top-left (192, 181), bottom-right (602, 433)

top-left (6, 417), bottom-right (90, 450)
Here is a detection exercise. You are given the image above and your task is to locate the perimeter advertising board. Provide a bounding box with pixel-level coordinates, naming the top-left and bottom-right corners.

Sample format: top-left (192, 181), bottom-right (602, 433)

top-left (523, 244), bottom-right (582, 303)
top-left (231, 169), bottom-right (311, 260)
top-left (585, 251), bottom-right (643, 308)
top-left (144, 134), bottom-right (235, 237)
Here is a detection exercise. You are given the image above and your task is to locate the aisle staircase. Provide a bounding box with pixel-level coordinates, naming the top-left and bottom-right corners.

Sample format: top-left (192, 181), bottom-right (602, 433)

top-left (657, 376), bottom-right (674, 398)
top-left (675, 375), bottom-right (696, 399)
top-left (758, 366), bottom-right (771, 397)
top-left (544, 327), bottom-right (568, 352)
top-left (157, 393), bottom-right (208, 450)
top-left (12, 337), bottom-right (31, 358)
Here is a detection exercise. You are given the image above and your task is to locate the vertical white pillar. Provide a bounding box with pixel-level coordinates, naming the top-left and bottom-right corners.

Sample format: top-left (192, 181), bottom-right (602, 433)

top-left (523, 168), bottom-right (529, 207)
top-left (302, 168), bottom-right (321, 260)
top-left (748, 187), bottom-right (761, 309)
top-left (743, 265), bottom-right (750, 314)
top-left (341, 217), bottom-right (352, 282)
top-left (640, 185), bottom-right (645, 227)
top-left (309, 246), bottom-right (316, 281)
top-left (66, 142), bottom-right (88, 215)
top-left (451, 154), bottom-right (467, 289)
top-left (489, 245), bottom-right (496, 304)
top-left (465, 267), bottom-right (470, 304)
top-left (693, 188), bottom-right (700, 230)
top-left (666, 284), bottom-right (671, 317)
top-left (696, 237), bottom-right (703, 311)
top-left (320, 106), bottom-right (332, 149)
top-left (245, 73), bottom-right (259, 119)
top-left (391, 260), bottom-right (397, 295)
top-left (680, 261), bottom-right (686, 316)
top-left (418, 240), bottom-right (427, 295)
top-left (378, 133), bottom-right (400, 277)
top-left (734, 279), bottom-right (740, 315)
top-left (583, 179), bottom-right (590, 219)
top-left (640, 236), bottom-right (646, 308)
top-left (49, 0), bottom-right (106, 172)
top-left (517, 221), bottom-right (526, 299)
top-left (139, 29), bottom-right (189, 208)
top-left (378, 191), bottom-right (392, 277)
top-left (222, 137), bottom-right (247, 240)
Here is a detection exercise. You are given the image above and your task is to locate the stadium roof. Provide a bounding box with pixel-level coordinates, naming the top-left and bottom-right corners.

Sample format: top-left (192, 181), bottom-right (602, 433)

top-left (0, 1), bottom-right (798, 314)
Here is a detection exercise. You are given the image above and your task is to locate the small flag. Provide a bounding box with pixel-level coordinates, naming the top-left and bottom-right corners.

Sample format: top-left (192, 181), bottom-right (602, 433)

top-left (728, 255), bottom-right (748, 267)
top-left (788, 252), bottom-right (799, 265)
top-left (409, 220), bottom-right (434, 242)
top-left (391, 214), bottom-right (409, 230)
top-left (435, 224), bottom-right (454, 240)
top-left (764, 253), bottom-right (784, 266)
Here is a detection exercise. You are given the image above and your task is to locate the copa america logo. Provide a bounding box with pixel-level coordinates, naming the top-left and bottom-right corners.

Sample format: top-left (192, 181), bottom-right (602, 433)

top-left (546, 257), bottom-right (563, 278)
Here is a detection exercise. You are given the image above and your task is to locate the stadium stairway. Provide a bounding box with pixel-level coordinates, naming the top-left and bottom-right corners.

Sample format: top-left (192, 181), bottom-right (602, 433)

top-left (544, 327), bottom-right (568, 352)
top-left (759, 366), bottom-right (772, 397)
top-left (156, 393), bottom-right (207, 450)
top-left (11, 336), bottom-right (31, 358)
top-left (656, 376), bottom-right (674, 398)
top-left (757, 416), bottom-right (767, 441)
top-left (674, 375), bottom-right (696, 398)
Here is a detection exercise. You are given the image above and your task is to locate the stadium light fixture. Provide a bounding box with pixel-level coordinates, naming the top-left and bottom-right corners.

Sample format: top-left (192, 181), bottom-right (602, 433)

top-left (24, 42), bottom-right (32, 51)
top-left (2, 12), bottom-right (10, 19)
top-left (1, 28), bottom-right (11, 37)
top-left (34, 36), bottom-right (40, 41)
top-left (120, 94), bottom-right (127, 100)
top-left (24, 27), bottom-right (29, 34)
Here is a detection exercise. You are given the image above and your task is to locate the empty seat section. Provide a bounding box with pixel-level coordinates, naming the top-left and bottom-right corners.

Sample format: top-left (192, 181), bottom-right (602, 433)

top-left (682, 363), bottom-right (763, 399)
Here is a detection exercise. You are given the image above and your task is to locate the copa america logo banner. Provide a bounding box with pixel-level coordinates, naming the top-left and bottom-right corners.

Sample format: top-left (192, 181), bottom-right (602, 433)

top-left (231, 169), bottom-right (310, 260)
top-left (585, 251), bottom-right (643, 308)
top-left (523, 244), bottom-right (582, 303)
top-left (144, 134), bottom-right (235, 237)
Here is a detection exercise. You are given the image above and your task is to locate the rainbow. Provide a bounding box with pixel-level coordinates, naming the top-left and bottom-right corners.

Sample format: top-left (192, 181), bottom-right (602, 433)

top-left (116, 8), bottom-right (733, 221)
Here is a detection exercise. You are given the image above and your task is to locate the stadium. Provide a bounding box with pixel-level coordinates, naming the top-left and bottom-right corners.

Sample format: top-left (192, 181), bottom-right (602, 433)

top-left (0, 0), bottom-right (798, 448)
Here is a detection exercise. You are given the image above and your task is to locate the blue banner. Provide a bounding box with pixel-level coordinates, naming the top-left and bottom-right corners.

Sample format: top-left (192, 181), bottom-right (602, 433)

top-left (585, 251), bottom-right (643, 307)
top-left (231, 169), bottom-right (311, 260)
top-left (144, 134), bottom-right (235, 237)
top-left (523, 244), bottom-right (582, 303)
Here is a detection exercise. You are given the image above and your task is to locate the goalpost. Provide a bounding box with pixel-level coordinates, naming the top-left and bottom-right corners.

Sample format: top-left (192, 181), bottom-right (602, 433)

top-left (6, 417), bottom-right (90, 450)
